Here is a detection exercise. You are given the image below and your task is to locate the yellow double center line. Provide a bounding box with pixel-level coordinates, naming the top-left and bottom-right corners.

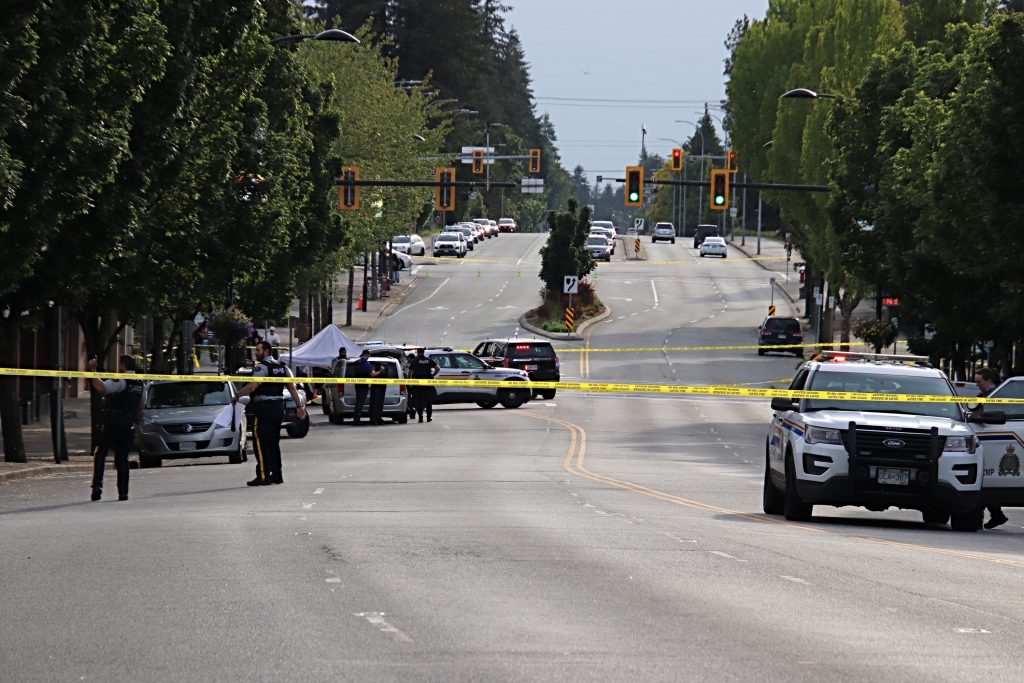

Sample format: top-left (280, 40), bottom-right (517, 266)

top-left (522, 412), bottom-right (1024, 571)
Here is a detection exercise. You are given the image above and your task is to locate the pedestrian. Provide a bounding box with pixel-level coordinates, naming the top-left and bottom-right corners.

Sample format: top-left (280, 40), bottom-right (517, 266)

top-left (234, 341), bottom-right (306, 486)
top-left (390, 252), bottom-right (402, 285)
top-left (408, 348), bottom-right (440, 423)
top-left (88, 355), bottom-right (144, 502)
top-left (350, 349), bottom-right (375, 425)
top-left (193, 321), bottom-right (208, 363)
top-left (369, 362), bottom-right (388, 425)
top-left (976, 367), bottom-right (1009, 529)
top-left (266, 326), bottom-right (282, 360)
top-left (407, 352), bottom-right (417, 418)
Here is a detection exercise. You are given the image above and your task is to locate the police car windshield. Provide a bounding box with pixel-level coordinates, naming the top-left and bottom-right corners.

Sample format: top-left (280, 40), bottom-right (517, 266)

top-left (147, 382), bottom-right (231, 408)
top-left (805, 371), bottom-right (960, 419)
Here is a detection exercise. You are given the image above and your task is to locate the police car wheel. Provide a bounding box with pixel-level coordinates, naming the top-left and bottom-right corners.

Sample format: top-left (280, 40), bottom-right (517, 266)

top-left (229, 441), bottom-right (245, 465)
top-left (921, 508), bottom-right (950, 525)
top-left (783, 452), bottom-right (812, 521)
top-left (762, 452), bottom-right (784, 515)
top-left (950, 508), bottom-right (982, 532)
top-left (757, 348), bottom-right (765, 356)
top-left (539, 390), bottom-right (556, 400)
top-left (395, 413), bottom-right (408, 424)
top-left (139, 455), bottom-right (162, 469)
top-left (476, 401), bottom-right (497, 409)
top-left (498, 386), bottom-right (526, 409)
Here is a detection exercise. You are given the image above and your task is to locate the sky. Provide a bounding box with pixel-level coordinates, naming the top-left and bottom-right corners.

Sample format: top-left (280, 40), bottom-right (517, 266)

top-left (505, 0), bottom-right (771, 181)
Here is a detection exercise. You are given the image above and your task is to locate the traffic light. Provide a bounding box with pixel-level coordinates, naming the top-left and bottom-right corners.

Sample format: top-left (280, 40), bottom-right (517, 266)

top-left (710, 168), bottom-right (730, 210)
top-left (339, 166), bottom-right (360, 211)
top-left (435, 167), bottom-right (456, 212)
top-left (671, 148), bottom-right (684, 171)
top-left (625, 165), bottom-right (644, 207)
top-left (727, 150), bottom-right (738, 173)
top-left (529, 148), bottom-right (542, 174)
top-left (472, 149), bottom-right (485, 175)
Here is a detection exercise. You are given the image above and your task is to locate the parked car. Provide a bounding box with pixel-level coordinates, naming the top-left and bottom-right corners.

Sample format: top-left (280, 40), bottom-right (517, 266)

top-left (586, 235), bottom-right (612, 261)
top-left (433, 232), bottom-right (466, 257)
top-left (758, 316), bottom-right (805, 357)
top-left (453, 225), bottom-right (476, 249)
top-left (473, 338), bottom-right (560, 399)
top-left (425, 348), bottom-right (532, 409)
top-left (592, 220), bottom-right (617, 238)
top-left (139, 379), bottom-right (248, 468)
top-left (323, 355), bottom-right (408, 424)
top-left (589, 226), bottom-right (616, 254)
top-left (472, 218), bottom-right (494, 238)
top-left (498, 217), bottom-right (517, 233)
top-left (652, 222), bottom-right (676, 244)
top-left (488, 219), bottom-right (498, 236)
top-left (392, 234), bottom-right (426, 256)
top-left (391, 250), bottom-right (412, 269)
top-left (233, 366), bottom-right (310, 438)
top-left (699, 236), bottom-right (728, 258)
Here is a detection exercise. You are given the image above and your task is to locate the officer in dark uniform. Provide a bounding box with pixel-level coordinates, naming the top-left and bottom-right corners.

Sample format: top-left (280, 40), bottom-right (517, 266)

top-left (369, 362), bottom-right (389, 425)
top-left (350, 350), bottom-right (376, 425)
top-left (408, 348), bottom-right (440, 423)
top-left (976, 367), bottom-right (1009, 529)
top-left (88, 354), bottom-right (144, 501)
top-left (234, 341), bottom-right (306, 486)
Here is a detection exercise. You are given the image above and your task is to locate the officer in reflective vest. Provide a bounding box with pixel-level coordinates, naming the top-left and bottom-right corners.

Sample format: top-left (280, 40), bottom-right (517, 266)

top-left (234, 340), bottom-right (306, 486)
top-left (88, 354), bottom-right (144, 502)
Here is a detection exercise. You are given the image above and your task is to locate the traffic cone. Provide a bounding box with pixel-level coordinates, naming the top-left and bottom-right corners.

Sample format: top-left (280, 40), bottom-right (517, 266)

top-left (357, 294), bottom-right (365, 311)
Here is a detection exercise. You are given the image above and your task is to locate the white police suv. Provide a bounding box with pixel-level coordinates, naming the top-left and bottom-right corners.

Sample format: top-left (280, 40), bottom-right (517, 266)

top-left (763, 352), bottom-right (1005, 531)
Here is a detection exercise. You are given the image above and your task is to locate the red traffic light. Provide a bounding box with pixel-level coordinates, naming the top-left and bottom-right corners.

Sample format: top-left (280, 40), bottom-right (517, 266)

top-left (671, 148), bottom-right (683, 171)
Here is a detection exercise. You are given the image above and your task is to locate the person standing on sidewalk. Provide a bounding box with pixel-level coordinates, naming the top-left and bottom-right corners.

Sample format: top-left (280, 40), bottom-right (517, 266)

top-left (88, 355), bottom-right (144, 502)
top-left (976, 367), bottom-right (1009, 529)
top-left (266, 326), bottom-right (282, 360)
top-left (234, 341), bottom-right (305, 486)
top-left (408, 348), bottom-right (440, 423)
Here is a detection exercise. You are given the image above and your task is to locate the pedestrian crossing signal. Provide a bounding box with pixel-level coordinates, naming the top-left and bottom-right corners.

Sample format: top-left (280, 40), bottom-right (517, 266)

top-left (529, 148), bottom-right (542, 174)
top-left (710, 169), bottom-right (729, 211)
top-left (339, 166), bottom-right (360, 211)
top-left (472, 150), bottom-right (485, 175)
top-left (625, 166), bottom-right (644, 207)
top-left (435, 167), bottom-right (456, 212)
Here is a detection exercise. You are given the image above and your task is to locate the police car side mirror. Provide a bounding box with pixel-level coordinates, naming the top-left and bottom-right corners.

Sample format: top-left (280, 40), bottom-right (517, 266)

top-left (969, 410), bottom-right (1006, 425)
top-left (771, 397), bottom-right (797, 412)
top-left (238, 396), bottom-right (251, 406)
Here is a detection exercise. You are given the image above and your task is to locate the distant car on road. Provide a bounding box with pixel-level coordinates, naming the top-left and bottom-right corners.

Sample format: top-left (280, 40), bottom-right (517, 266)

top-left (498, 217), bottom-right (517, 233)
top-left (592, 220), bottom-right (617, 238)
top-left (699, 236), bottom-right (727, 258)
top-left (392, 234), bottom-right (426, 256)
top-left (586, 235), bottom-right (612, 261)
top-left (139, 379), bottom-right (247, 468)
top-left (472, 218), bottom-right (495, 238)
top-left (473, 338), bottom-right (560, 400)
top-left (652, 222), bottom-right (676, 244)
top-left (589, 226), bottom-right (616, 254)
top-left (453, 225), bottom-right (476, 250)
top-left (433, 232), bottom-right (466, 258)
top-left (758, 316), bottom-right (805, 357)
top-left (693, 224), bottom-right (721, 248)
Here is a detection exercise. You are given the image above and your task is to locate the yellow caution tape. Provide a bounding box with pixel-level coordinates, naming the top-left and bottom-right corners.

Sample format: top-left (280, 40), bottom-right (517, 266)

top-left (554, 342), bottom-right (836, 353)
top-left (0, 367), bottom-right (1018, 404)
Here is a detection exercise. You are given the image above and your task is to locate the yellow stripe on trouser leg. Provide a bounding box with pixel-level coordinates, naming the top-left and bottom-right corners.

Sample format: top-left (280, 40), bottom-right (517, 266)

top-left (253, 415), bottom-right (266, 480)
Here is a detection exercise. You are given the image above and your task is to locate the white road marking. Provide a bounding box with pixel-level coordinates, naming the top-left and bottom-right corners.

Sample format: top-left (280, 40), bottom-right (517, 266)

top-left (390, 278), bottom-right (450, 318)
top-left (326, 578), bottom-right (341, 583)
top-left (302, 503), bottom-right (315, 510)
top-left (957, 628), bottom-right (991, 634)
top-left (313, 488), bottom-right (324, 495)
top-left (780, 575), bottom-right (809, 585)
top-left (709, 551), bottom-right (747, 562)
top-left (355, 612), bottom-right (414, 642)
top-left (650, 280), bottom-right (659, 307)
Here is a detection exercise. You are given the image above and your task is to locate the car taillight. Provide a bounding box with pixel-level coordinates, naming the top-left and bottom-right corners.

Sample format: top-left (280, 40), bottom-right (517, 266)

top-left (761, 331), bottom-right (772, 337)
top-left (554, 356), bottom-right (560, 370)
top-left (399, 384), bottom-right (407, 395)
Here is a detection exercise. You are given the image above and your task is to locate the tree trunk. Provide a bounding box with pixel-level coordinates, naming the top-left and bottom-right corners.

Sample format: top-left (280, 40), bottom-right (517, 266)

top-left (0, 315), bottom-right (26, 462)
top-left (298, 289), bottom-right (309, 344)
top-left (321, 280), bottom-right (331, 330)
top-left (77, 310), bottom-right (125, 448)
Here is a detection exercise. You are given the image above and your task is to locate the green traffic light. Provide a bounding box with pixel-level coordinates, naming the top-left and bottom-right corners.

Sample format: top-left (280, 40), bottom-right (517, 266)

top-left (715, 195), bottom-right (725, 205)
top-left (629, 192), bottom-right (639, 202)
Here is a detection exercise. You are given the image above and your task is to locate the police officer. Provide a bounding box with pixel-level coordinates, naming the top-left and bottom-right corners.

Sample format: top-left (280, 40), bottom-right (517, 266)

top-left (88, 354), bottom-right (144, 502)
top-left (234, 341), bottom-right (306, 486)
top-left (350, 350), bottom-right (376, 425)
top-left (408, 348), bottom-right (440, 423)
top-left (369, 361), bottom-right (388, 425)
top-left (976, 367), bottom-right (1009, 529)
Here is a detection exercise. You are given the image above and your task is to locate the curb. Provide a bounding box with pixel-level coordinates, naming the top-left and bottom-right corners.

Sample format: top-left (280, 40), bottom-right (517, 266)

top-left (354, 275), bottom-right (422, 337)
top-left (518, 304), bottom-right (612, 342)
top-left (0, 462), bottom-right (94, 483)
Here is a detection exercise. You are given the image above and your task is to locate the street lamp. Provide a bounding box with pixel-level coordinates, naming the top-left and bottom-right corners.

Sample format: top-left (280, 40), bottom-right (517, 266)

top-left (485, 122), bottom-right (502, 190)
top-left (676, 119), bottom-right (705, 226)
top-left (452, 108), bottom-right (479, 118)
top-left (658, 137), bottom-right (684, 235)
top-left (780, 87), bottom-right (840, 100)
top-left (270, 28), bottom-right (360, 45)
top-left (426, 98), bottom-right (459, 110)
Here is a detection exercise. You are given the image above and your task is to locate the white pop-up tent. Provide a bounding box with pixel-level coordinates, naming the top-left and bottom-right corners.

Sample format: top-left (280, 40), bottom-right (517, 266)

top-left (280, 325), bottom-right (362, 369)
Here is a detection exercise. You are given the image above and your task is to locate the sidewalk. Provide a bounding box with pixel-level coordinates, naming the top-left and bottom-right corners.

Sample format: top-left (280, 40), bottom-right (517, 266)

top-left (332, 267), bottom-right (421, 342)
top-left (0, 396), bottom-right (95, 483)
top-left (730, 233), bottom-right (803, 317)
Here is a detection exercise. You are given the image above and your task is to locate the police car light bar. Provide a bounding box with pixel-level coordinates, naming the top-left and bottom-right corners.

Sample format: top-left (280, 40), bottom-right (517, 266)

top-left (818, 350), bottom-right (932, 367)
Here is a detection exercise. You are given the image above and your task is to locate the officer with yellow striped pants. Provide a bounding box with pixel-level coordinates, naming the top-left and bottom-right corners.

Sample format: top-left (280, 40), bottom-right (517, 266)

top-left (234, 341), bottom-right (306, 486)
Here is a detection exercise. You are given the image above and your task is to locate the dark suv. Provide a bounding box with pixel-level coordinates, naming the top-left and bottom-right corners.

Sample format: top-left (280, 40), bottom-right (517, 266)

top-left (473, 338), bottom-right (560, 399)
top-left (757, 316), bottom-right (805, 357)
top-left (693, 224), bottom-right (720, 248)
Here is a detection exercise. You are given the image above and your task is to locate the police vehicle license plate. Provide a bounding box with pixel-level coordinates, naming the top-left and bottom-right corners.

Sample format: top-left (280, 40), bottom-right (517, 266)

top-left (525, 364), bottom-right (538, 371)
top-left (179, 442), bottom-right (196, 452)
top-left (877, 467), bottom-right (910, 485)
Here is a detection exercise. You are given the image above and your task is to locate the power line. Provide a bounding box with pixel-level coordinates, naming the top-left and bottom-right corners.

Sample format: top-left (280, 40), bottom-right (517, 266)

top-left (536, 96), bottom-right (719, 104)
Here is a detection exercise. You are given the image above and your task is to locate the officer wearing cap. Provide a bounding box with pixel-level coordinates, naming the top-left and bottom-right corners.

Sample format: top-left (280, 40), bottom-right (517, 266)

top-left (234, 340), bottom-right (305, 485)
top-left (88, 354), bottom-right (144, 502)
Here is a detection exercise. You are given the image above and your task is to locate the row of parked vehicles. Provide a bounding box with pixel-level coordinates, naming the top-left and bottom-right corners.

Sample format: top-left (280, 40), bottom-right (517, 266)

top-left (586, 221), bottom-right (618, 262)
top-left (136, 337), bottom-right (561, 466)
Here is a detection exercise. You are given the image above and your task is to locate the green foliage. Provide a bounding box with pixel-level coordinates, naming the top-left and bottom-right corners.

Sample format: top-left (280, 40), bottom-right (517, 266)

top-left (208, 306), bottom-right (252, 348)
top-left (854, 319), bottom-right (898, 351)
top-left (538, 199), bottom-right (595, 298)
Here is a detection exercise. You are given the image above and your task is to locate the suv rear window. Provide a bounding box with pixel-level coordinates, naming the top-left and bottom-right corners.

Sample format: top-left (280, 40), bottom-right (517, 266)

top-left (765, 318), bottom-right (801, 333)
top-left (510, 343), bottom-right (555, 359)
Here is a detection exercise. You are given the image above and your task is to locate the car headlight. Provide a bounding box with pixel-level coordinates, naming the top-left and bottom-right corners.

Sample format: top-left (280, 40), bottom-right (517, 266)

top-left (945, 436), bottom-right (976, 454)
top-left (805, 426), bottom-right (844, 445)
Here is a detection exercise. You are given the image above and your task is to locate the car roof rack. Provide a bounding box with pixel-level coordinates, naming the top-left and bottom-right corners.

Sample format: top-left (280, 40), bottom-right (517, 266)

top-left (816, 350), bottom-right (933, 367)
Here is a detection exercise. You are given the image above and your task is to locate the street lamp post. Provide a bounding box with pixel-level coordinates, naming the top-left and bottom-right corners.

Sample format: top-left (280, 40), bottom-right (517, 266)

top-left (676, 119), bottom-right (705, 226)
top-left (485, 122), bottom-right (502, 191)
top-left (270, 28), bottom-right (360, 45)
top-left (658, 137), bottom-right (684, 236)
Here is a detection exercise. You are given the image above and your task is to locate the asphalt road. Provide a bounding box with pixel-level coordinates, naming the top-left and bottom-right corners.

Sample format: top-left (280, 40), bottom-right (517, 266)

top-left (3, 234), bottom-right (1023, 682)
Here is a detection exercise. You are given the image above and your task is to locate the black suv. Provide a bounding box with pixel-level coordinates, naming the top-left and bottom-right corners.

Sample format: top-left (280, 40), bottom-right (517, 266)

top-left (693, 224), bottom-right (721, 248)
top-left (473, 338), bottom-right (560, 399)
top-left (757, 316), bottom-right (805, 357)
